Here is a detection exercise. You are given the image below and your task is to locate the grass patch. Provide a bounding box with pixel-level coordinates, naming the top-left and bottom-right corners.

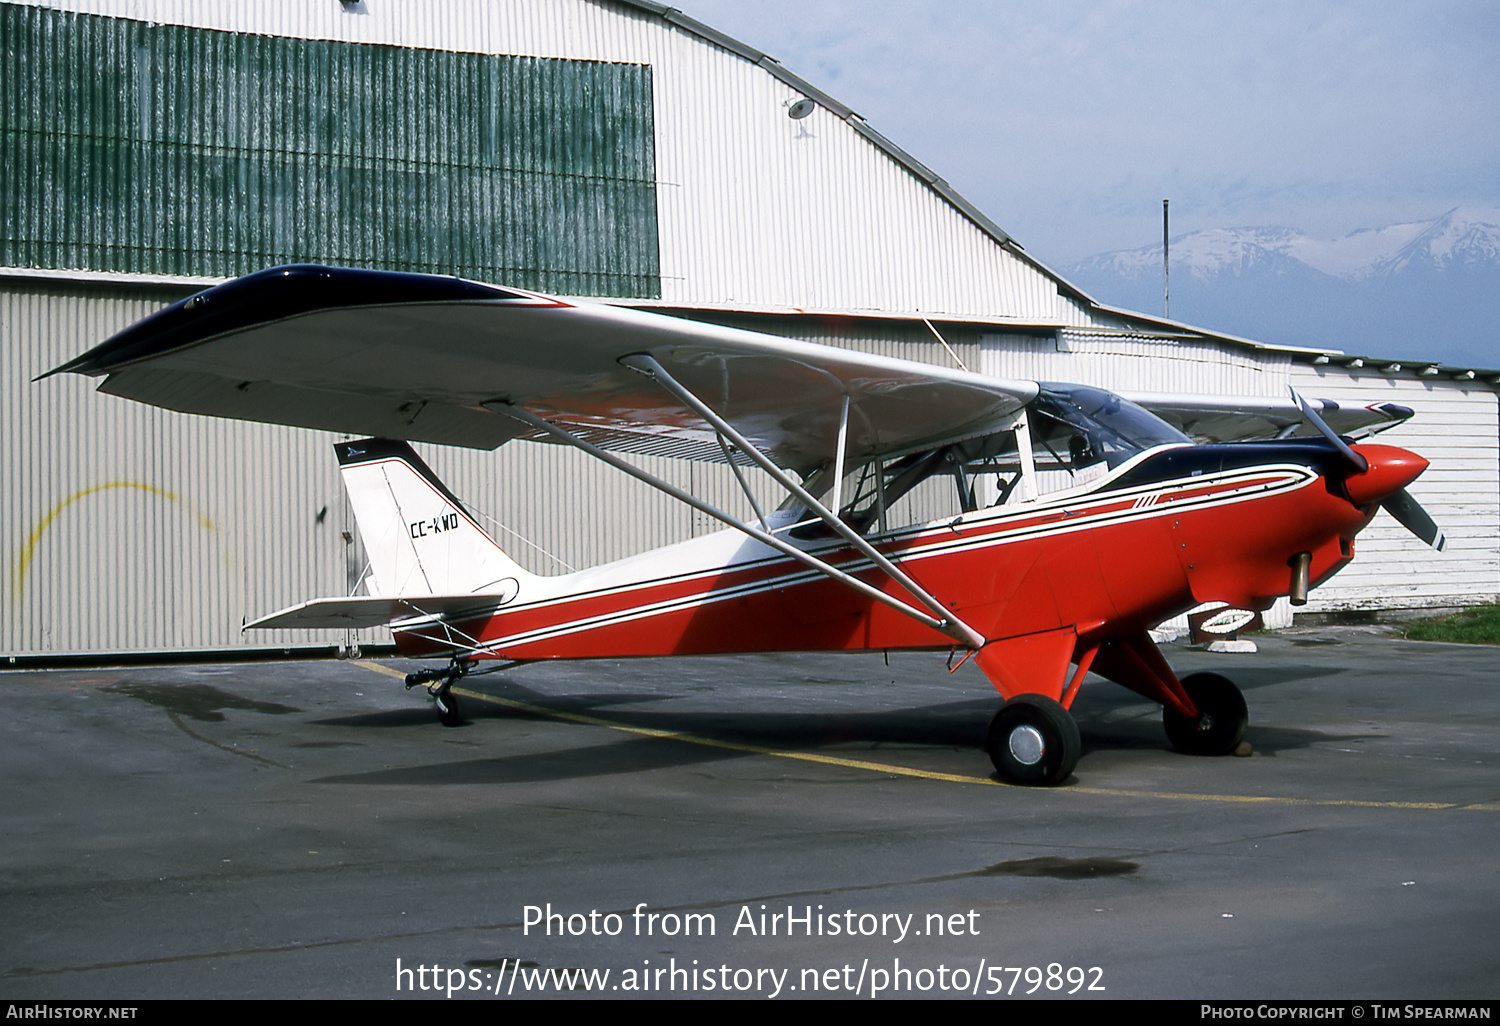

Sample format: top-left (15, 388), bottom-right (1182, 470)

top-left (1404, 604), bottom-right (1500, 645)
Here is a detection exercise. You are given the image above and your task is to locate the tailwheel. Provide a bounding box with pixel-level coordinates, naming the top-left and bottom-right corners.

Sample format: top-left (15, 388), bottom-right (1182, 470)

top-left (986, 694), bottom-right (1081, 787)
top-left (405, 661), bottom-right (469, 727)
top-left (1163, 672), bottom-right (1248, 755)
top-left (433, 686), bottom-right (464, 728)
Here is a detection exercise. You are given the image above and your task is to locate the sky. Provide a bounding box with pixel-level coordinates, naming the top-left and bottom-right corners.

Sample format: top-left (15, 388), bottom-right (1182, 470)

top-left (673, 1), bottom-right (1500, 267)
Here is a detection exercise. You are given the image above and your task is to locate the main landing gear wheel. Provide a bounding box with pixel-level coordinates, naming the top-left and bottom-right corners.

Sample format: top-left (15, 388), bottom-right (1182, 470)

top-left (986, 694), bottom-right (1081, 787)
top-left (1163, 672), bottom-right (1248, 755)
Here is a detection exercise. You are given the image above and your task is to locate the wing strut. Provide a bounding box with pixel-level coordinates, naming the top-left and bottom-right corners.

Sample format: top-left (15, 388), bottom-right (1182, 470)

top-left (717, 432), bottom-right (769, 531)
top-left (829, 393), bottom-right (851, 515)
top-left (492, 403), bottom-right (983, 648)
top-left (615, 353), bottom-right (986, 650)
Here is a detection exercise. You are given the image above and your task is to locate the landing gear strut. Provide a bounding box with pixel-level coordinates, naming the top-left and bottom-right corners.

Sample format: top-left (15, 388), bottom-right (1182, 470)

top-left (986, 694), bottom-right (1081, 787)
top-left (1163, 672), bottom-right (1248, 755)
top-left (405, 661), bottom-right (470, 727)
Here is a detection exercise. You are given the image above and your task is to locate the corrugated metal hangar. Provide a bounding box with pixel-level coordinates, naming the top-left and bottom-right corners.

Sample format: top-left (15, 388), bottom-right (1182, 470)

top-left (4, 0), bottom-right (1497, 659)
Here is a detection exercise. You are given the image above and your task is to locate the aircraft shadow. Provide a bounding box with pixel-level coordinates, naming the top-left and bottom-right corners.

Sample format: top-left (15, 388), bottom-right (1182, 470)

top-left (311, 691), bottom-right (672, 729)
top-left (312, 734), bottom-right (746, 785)
top-left (307, 666), bottom-right (1362, 785)
top-left (1069, 675), bottom-right (1372, 755)
top-left (312, 676), bottom-right (1003, 785)
top-left (1195, 664), bottom-right (1345, 691)
top-left (1229, 725), bottom-right (1385, 756)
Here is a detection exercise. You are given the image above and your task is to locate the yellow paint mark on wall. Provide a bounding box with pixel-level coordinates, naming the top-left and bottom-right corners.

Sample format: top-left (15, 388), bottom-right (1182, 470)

top-left (13, 482), bottom-right (218, 599)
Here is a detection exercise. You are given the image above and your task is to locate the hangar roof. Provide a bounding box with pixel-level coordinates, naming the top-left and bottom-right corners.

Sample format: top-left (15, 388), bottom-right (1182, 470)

top-left (606, 3), bottom-right (1497, 383)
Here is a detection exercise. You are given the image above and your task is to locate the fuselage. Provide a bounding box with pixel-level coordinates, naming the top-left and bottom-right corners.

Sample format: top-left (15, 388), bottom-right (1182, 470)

top-left (392, 439), bottom-right (1419, 668)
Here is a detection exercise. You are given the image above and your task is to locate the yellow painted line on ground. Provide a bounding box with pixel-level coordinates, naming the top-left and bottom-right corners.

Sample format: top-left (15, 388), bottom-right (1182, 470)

top-left (352, 661), bottom-right (1500, 812)
top-left (1065, 788), bottom-right (1496, 810)
top-left (353, 660), bottom-right (986, 784)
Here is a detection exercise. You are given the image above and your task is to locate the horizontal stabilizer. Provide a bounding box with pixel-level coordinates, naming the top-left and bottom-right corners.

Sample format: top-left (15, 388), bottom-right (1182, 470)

top-left (245, 592), bottom-right (518, 631)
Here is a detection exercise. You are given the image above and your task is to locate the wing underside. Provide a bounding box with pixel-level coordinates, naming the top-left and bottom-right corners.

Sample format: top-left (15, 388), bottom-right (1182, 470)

top-left (1125, 392), bottom-right (1414, 444)
top-left (53, 265), bottom-right (1037, 475)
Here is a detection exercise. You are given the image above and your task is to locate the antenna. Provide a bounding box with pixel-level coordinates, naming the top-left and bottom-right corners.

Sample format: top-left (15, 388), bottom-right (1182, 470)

top-left (1163, 198), bottom-right (1170, 319)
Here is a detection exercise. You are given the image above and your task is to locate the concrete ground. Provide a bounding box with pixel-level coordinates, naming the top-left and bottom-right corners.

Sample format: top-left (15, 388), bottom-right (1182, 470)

top-left (1, 627), bottom-right (1496, 1000)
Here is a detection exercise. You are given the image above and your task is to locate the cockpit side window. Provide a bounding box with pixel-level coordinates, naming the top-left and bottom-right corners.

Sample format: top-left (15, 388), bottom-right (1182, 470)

top-left (787, 428), bottom-right (1030, 539)
top-left (781, 386), bottom-right (1189, 539)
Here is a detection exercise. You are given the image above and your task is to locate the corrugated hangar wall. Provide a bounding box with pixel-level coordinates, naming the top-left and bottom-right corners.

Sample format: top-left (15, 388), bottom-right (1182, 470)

top-left (3, 0), bottom-right (1496, 658)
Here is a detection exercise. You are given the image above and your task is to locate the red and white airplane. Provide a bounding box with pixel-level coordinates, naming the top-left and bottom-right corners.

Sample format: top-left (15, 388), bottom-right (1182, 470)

top-left (51, 265), bottom-right (1444, 785)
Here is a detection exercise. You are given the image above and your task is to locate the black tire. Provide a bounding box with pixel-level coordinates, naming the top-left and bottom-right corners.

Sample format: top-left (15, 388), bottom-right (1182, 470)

top-left (986, 694), bottom-right (1081, 787)
top-left (435, 690), bottom-right (464, 728)
top-left (1163, 672), bottom-right (1248, 755)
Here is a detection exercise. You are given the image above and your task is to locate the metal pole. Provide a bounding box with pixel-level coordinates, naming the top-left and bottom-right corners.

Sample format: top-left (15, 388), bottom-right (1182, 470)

top-left (1163, 198), bottom-right (1170, 319)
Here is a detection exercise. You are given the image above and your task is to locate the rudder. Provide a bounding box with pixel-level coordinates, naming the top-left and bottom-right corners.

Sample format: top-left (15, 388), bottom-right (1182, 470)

top-left (336, 438), bottom-right (537, 598)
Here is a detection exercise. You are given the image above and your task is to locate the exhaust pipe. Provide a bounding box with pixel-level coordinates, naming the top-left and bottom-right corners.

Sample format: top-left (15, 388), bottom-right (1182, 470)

top-left (1288, 551), bottom-right (1312, 606)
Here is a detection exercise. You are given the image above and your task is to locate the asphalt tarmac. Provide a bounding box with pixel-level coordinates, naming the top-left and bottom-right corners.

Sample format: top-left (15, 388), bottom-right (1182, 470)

top-left (2, 627), bottom-right (1496, 1000)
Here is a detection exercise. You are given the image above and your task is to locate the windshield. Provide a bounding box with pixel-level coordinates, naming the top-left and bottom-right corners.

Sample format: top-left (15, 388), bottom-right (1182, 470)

top-left (1028, 384), bottom-right (1189, 469)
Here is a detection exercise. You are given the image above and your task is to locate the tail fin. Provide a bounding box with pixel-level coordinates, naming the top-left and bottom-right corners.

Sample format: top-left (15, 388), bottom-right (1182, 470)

top-left (336, 438), bottom-right (537, 598)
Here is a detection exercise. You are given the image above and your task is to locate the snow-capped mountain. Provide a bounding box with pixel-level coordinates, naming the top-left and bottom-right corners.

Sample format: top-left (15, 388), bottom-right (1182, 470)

top-left (1064, 210), bottom-right (1500, 368)
top-left (1373, 209), bottom-right (1500, 277)
top-left (1079, 225), bottom-right (1331, 280)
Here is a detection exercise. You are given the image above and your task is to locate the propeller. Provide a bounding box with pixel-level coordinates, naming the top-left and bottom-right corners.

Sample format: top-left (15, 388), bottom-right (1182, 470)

top-left (1290, 388), bottom-right (1366, 473)
top-left (1381, 487), bottom-right (1447, 552)
top-left (1290, 387), bottom-right (1446, 552)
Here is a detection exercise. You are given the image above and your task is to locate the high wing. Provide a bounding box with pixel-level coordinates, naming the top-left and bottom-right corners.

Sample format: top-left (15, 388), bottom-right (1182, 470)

top-left (50, 265), bottom-right (1036, 475)
top-left (1124, 391), bottom-right (1414, 444)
